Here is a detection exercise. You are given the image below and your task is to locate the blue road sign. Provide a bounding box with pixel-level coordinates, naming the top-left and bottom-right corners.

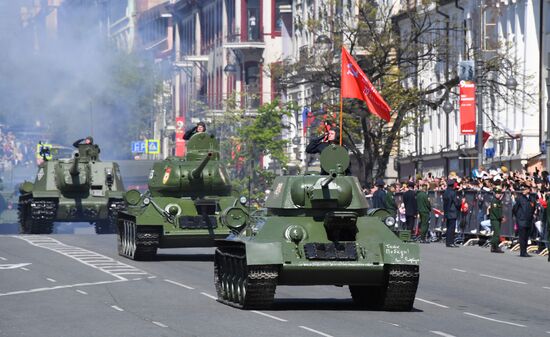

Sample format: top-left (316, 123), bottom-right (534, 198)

top-left (146, 139), bottom-right (160, 154)
top-left (131, 141), bottom-right (146, 153)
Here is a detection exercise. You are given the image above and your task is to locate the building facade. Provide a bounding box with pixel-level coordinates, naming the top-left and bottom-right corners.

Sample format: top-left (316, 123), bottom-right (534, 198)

top-left (396, 0), bottom-right (550, 178)
top-left (170, 0), bottom-right (289, 163)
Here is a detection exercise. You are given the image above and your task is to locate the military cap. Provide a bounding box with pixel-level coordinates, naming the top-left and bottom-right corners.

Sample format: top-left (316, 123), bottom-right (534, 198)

top-left (447, 179), bottom-right (455, 186)
top-left (494, 186), bottom-right (503, 194)
top-left (407, 181), bottom-right (415, 187)
top-left (375, 178), bottom-right (385, 187)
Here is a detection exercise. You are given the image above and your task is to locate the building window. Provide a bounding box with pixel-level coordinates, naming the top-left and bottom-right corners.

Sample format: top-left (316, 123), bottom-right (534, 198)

top-left (272, 0), bottom-right (288, 36)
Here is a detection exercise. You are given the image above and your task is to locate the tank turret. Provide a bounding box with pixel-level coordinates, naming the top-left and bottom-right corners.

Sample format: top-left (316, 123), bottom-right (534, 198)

top-left (214, 144), bottom-right (420, 311)
top-left (147, 133), bottom-right (231, 198)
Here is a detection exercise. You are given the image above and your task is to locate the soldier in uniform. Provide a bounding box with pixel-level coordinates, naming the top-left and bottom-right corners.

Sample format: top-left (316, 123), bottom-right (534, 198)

top-left (416, 183), bottom-right (432, 243)
top-left (183, 121), bottom-right (206, 140)
top-left (489, 186), bottom-right (504, 253)
top-left (385, 183), bottom-right (398, 216)
top-left (512, 184), bottom-right (535, 257)
top-left (443, 179), bottom-right (461, 247)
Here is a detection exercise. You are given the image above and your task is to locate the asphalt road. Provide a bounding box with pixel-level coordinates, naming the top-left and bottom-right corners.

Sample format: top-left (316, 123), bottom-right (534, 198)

top-left (0, 234), bottom-right (548, 337)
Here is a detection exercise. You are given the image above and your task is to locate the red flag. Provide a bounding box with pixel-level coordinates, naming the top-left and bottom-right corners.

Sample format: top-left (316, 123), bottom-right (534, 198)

top-left (340, 47), bottom-right (391, 122)
top-left (482, 131), bottom-right (491, 146)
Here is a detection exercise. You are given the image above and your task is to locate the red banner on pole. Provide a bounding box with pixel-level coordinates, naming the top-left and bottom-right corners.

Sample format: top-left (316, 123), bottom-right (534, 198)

top-left (459, 81), bottom-right (476, 134)
top-left (175, 116), bottom-right (185, 157)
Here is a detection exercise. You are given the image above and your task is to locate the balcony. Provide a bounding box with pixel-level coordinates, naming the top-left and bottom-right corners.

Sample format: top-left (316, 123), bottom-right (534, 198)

top-left (224, 27), bottom-right (265, 50)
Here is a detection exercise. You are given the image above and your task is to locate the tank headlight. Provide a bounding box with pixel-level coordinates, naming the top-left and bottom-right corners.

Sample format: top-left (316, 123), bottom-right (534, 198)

top-left (239, 196), bottom-right (248, 206)
top-left (165, 203), bottom-right (181, 216)
top-left (143, 197), bottom-right (151, 205)
top-left (285, 225), bottom-right (307, 244)
top-left (384, 216), bottom-right (396, 227)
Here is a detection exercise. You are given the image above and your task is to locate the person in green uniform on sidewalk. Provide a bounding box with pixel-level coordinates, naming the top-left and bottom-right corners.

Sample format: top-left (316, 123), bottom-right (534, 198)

top-left (385, 183), bottom-right (398, 215)
top-left (416, 183), bottom-right (432, 243)
top-left (489, 186), bottom-right (504, 253)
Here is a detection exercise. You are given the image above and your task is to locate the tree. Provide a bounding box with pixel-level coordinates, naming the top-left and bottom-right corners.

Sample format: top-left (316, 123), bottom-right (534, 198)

top-left (277, 1), bottom-right (529, 183)
top-left (212, 96), bottom-right (292, 204)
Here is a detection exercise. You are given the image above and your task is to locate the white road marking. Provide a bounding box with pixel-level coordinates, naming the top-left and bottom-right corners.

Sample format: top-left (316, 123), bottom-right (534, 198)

top-left (464, 312), bottom-right (526, 327)
top-left (46, 278), bottom-right (56, 283)
top-left (164, 279), bottom-right (195, 290)
top-left (0, 279), bottom-right (128, 297)
top-left (132, 278), bottom-right (142, 281)
top-left (0, 263), bottom-right (32, 270)
top-left (251, 310), bottom-right (288, 322)
top-left (0, 257), bottom-right (7, 261)
top-left (76, 290), bottom-right (88, 295)
top-left (152, 321), bottom-right (168, 328)
top-left (543, 287), bottom-right (550, 290)
top-left (416, 298), bottom-right (449, 308)
top-left (452, 268), bottom-right (466, 273)
top-left (200, 292), bottom-right (217, 300)
top-left (299, 326), bottom-right (334, 337)
top-left (111, 305), bottom-right (124, 312)
top-left (14, 236), bottom-right (150, 280)
top-left (147, 276), bottom-right (156, 279)
top-left (430, 331), bottom-right (456, 337)
top-left (20, 267), bottom-right (29, 271)
top-left (479, 274), bottom-right (527, 285)
top-left (379, 320), bottom-right (399, 327)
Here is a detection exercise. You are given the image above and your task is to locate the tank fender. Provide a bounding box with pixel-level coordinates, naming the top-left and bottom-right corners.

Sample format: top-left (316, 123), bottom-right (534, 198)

top-left (245, 242), bottom-right (283, 266)
top-left (380, 242), bottom-right (420, 265)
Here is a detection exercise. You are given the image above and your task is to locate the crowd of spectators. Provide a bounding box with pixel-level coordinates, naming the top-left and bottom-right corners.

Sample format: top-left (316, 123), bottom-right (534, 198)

top-left (0, 124), bottom-right (35, 171)
top-left (366, 165), bottom-right (550, 257)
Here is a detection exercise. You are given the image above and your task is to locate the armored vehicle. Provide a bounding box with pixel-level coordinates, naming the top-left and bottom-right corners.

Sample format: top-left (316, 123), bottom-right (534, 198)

top-left (116, 133), bottom-right (235, 260)
top-left (18, 143), bottom-right (125, 234)
top-left (214, 145), bottom-right (420, 310)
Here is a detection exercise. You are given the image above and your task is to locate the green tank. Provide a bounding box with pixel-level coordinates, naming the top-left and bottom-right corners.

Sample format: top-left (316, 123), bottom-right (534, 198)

top-left (116, 132), bottom-right (235, 260)
top-left (214, 145), bottom-right (420, 310)
top-left (18, 143), bottom-right (126, 234)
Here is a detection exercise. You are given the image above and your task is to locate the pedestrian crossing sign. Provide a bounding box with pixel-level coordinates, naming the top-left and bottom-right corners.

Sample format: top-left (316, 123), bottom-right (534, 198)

top-left (146, 139), bottom-right (160, 154)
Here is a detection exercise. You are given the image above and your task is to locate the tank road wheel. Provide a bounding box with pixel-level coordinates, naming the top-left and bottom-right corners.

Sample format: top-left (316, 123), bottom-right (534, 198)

top-left (18, 197), bottom-right (32, 234)
top-left (214, 246), bottom-right (278, 309)
top-left (117, 218), bottom-right (159, 261)
top-left (349, 265), bottom-right (419, 311)
top-left (24, 199), bottom-right (56, 234)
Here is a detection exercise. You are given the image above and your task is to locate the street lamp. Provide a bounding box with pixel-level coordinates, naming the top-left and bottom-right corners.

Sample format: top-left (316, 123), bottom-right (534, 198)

top-left (476, 57), bottom-right (517, 170)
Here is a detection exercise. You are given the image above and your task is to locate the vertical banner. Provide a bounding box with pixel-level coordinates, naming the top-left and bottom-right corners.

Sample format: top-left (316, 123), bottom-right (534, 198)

top-left (175, 116), bottom-right (185, 157)
top-left (459, 81), bottom-right (476, 135)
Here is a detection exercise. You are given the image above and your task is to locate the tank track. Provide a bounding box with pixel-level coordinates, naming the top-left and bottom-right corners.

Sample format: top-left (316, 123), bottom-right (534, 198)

top-left (214, 246), bottom-right (278, 309)
top-left (117, 218), bottom-right (160, 260)
top-left (350, 264), bottom-right (419, 311)
top-left (95, 199), bottom-right (126, 234)
top-left (18, 197), bottom-right (57, 234)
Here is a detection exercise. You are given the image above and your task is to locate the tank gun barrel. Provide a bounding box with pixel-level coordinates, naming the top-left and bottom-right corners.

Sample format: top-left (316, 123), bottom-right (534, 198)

top-left (70, 153), bottom-right (80, 176)
top-left (191, 152), bottom-right (213, 179)
top-left (321, 172), bottom-right (337, 188)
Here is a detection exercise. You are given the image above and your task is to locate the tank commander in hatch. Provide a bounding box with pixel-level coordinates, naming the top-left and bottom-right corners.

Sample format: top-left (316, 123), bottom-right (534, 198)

top-left (183, 121), bottom-right (206, 140)
top-left (73, 136), bottom-right (95, 148)
top-left (305, 128), bottom-right (339, 155)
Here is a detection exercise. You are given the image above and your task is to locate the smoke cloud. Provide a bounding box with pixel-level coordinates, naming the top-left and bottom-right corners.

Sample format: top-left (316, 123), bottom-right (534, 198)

top-left (0, 0), bottom-right (157, 160)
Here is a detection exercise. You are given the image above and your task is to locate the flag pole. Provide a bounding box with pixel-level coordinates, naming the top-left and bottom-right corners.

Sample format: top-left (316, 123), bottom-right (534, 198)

top-left (339, 94), bottom-right (343, 145)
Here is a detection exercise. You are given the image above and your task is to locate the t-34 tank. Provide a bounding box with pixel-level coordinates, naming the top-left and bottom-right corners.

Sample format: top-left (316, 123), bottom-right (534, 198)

top-left (116, 132), bottom-right (235, 260)
top-left (214, 145), bottom-right (420, 310)
top-left (18, 143), bottom-right (126, 234)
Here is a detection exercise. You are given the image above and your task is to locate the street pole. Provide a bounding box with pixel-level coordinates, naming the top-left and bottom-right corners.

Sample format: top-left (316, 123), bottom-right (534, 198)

top-left (476, 59), bottom-right (484, 171)
top-left (546, 68), bottom-right (550, 171)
